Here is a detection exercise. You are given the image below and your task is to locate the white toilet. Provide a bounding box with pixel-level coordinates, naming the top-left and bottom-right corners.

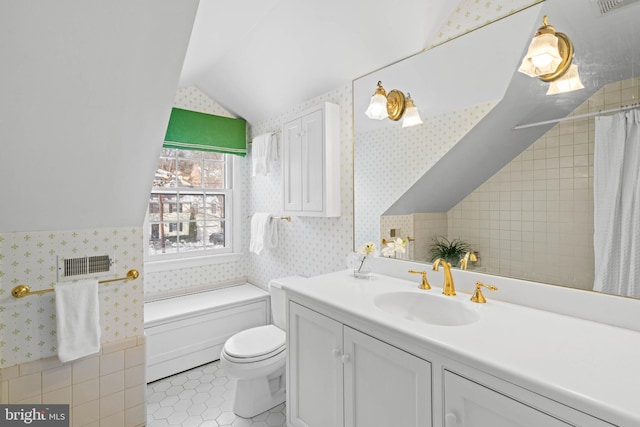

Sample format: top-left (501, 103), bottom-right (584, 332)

top-left (220, 277), bottom-right (293, 418)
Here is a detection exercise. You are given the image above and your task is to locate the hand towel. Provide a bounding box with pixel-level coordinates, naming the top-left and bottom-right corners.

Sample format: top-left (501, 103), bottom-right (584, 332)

top-left (55, 279), bottom-right (101, 363)
top-left (252, 133), bottom-right (278, 176)
top-left (250, 212), bottom-right (278, 254)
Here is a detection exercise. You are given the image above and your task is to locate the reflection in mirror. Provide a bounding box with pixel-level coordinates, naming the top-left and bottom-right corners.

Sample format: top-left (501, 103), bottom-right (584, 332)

top-left (353, 0), bottom-right (640, 298)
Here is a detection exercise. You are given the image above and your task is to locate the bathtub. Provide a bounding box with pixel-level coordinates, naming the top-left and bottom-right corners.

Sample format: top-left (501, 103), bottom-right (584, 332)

top-left (144, 283), bottom-right (270, 383)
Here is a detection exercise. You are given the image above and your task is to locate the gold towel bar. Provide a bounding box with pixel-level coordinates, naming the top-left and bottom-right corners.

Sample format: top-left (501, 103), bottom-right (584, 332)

top-left (11, 269), bottom-right (140, 299)
top-left (247, 215), bottom-right (291, 222)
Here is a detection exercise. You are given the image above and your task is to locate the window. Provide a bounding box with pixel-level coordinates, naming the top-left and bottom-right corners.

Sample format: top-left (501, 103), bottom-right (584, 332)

top-left (147, 148), bottom-right (233, 258)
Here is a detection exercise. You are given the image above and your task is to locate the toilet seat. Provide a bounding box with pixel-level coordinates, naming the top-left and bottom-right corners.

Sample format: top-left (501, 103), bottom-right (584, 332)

top-left (222, 325), bottom-right (285, 364)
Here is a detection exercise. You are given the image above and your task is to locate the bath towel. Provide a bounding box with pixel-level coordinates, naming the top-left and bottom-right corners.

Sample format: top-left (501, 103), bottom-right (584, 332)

top-left (250, 213), bottom-right (278, 254)
top-left (55, 279), bottom-right (101, 363)
top-left (252, 133), bottom-right (278, 176)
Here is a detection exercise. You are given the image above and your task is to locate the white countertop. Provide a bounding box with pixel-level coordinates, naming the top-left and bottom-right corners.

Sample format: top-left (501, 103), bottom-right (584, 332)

top-left (283, 270), bottom-right (640, 426)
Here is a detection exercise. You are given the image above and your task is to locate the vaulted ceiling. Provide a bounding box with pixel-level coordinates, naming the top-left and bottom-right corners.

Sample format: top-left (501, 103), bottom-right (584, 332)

top-left (178, 0), bottom-right (459, 123)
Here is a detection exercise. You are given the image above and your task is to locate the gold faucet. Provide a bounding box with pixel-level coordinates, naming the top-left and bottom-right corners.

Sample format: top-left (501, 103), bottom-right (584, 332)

top-left (408, 270), bottom-right (431, 290)
top-left (460, 252), bottom-right (477, 270)
top-left (432, 258), bottom-right (456, 296)
top-left (470, 281), bottom-right (498, 303)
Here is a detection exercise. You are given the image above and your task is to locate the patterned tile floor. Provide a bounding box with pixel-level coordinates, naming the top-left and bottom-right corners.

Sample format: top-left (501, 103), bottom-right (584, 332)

top-left (146, 360), bottom-right (287, 427)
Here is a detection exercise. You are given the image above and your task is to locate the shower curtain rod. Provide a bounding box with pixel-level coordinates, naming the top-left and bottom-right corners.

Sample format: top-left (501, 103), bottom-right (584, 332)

top-left (513, 103), bottom-right (640, 130)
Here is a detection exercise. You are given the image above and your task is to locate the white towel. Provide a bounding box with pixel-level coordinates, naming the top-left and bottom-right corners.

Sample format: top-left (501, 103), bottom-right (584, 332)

top-left (250, 213), bottom-right (278, 254)
top-left (252, 133), bottom-right (278, 176)
top-left (55, 279), bottom-right (101, 363)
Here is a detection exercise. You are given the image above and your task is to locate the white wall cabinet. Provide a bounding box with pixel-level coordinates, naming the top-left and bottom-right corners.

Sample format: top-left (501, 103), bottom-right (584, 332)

top-left (282, 102), bottom-right (340, 217)
top-left (287, 302), bottom-right (432, 427)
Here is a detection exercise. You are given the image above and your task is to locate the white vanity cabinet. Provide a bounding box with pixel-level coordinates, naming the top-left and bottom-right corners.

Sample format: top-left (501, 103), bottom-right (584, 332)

top-left (443, 371), bottom-right (614, 427)
top-left (287, 302), bottom-right (432, 427)
top-left (282, 102), bottom-right (340, 217)
top-left (283, 270), bottom-right (640, 427)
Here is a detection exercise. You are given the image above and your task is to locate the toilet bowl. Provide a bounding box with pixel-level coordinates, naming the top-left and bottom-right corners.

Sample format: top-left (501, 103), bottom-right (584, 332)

top-left (220, 276), bottom-right (299, 418)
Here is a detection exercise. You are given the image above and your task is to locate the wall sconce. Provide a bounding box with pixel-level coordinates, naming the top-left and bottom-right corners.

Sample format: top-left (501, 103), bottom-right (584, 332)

top-left (364, 81), bottom-right (388, 120)
top-left (546, 63), bottom-right (584, 95)
top-left (402, 93), bottom-right (423, 127)
top-left (364, 81), bottom-right (423, 126)
top-left (518, 15), bottom-right (583, 94)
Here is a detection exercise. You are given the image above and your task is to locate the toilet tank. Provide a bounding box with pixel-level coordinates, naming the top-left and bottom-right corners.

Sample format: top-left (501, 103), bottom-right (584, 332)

top-left (268, 276), bottom-right (305, 330)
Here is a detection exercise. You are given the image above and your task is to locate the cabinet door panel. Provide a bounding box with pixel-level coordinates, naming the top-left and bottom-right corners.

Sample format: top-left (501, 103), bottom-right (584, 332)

top-left (444, 371), bottom-right (572, 427)
top-left (344, 327), bottom-right (432, 427)
top-left (301, 109), bottom-right (324, 212)
top-left (283, 118), bottom-right (302, 212)
top-left (288, 303), bottom-right (344, 427)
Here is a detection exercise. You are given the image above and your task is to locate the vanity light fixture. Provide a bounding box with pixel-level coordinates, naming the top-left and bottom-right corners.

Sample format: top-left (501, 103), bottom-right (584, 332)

top-left (364, 81), bottom-right (388, 120)
top-left (546, 63), bottom-right (584, 95)
top-left (402, 93), bottom-right (424, 127)
top-left (518, 15), bottom-right (584, 95)
top-left (365, 81), bottom-right (423, 127)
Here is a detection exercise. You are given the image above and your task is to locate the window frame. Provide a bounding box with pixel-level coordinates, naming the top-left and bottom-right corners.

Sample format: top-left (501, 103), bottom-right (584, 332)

top-left (144, 152), bottom-right (242, 273)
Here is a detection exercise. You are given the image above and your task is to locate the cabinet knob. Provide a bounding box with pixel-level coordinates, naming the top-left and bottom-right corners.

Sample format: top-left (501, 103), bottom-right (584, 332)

top-left (341, 354), bottom-right (350, 363)
top-left (445, 412), bottom-right (458, 427)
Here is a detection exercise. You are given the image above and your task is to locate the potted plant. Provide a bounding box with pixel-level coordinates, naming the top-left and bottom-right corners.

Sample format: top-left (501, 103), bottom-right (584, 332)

top-left (427, 236), bottom-right (471, 267)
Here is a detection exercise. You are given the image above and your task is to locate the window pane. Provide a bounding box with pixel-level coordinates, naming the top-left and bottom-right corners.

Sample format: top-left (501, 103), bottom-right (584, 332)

top-left (148, 194), bottom-right (177, 222)
top-left (178, 158), bottom-right (202, 188)
top-left (205, 220), bottom-right (226, 248)
top-left (177, 194), bottom-right (201, 221)
top-left (203, 160), bottom-right (225, 188)
top-left (149, 149), bottom-right (231, 257)
top-left (177, 149), bottom-right (202, 160)
top-left (203, 152), bottom-right (224, 161)
top-left (205, 195), bottom-right (225, 220)
top-left (178, 221), bottom-right (200, 245)
top-left (148, 222), bottom-right (179, 255)
top-left (161, 148), bottom-right (178, 157)
top-left (155, 157), bottom-right (177, 188)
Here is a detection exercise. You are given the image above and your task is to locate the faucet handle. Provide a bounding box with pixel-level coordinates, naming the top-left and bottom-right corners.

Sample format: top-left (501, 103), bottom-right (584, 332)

top-left (471, 281), bottom-right (498, 303)
top-left (460, 252), bottom-right (478, 270)
top-left (408, 270), bottom-right (431, 290)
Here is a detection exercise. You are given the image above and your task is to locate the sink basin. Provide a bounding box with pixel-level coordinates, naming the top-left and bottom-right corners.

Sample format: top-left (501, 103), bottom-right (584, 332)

top-left (374, 291), bottom-right (480, 326)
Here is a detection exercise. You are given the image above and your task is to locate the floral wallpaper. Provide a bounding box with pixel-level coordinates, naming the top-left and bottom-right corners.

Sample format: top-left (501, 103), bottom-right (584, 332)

top-left (246, 84), bottom-right (355, 286)
top-left (432, 0), bottom-right (541, 46)
top-left (0, 227), bottom-right (143, 367)
top-left (355, 101), bottom-right (498, 247)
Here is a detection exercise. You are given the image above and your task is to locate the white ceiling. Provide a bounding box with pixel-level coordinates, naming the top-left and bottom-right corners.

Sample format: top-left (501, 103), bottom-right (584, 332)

top-left (178, 0), bottom-right (459, 123)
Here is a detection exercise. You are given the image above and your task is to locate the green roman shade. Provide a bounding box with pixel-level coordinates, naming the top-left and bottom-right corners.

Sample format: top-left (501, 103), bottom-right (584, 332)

top-left (164, 107), bottom-right (247, 156)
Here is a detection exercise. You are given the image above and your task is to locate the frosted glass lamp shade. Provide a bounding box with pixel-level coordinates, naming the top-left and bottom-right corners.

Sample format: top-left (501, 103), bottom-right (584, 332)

top-left (546, 64), bottom-right (584, 95)
top-left (365, 93), bottom-right (388, 120)
top-left (401, 98), bottom-right (423, 128)
top-left (518, 33), bottom-right (562, 77)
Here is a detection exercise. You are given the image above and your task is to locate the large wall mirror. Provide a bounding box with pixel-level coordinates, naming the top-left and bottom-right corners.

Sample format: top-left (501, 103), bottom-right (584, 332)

top-left (353, 0), bottom-right (640, 298)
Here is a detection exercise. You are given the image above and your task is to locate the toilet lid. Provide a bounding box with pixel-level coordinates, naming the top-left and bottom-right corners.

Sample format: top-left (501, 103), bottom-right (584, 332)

top-left (224, 325), bottom-right (285, 360)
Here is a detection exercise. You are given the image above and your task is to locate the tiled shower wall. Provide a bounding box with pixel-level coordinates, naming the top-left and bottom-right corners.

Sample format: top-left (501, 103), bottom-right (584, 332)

top-left (449, 77), bottom-right (640, 289)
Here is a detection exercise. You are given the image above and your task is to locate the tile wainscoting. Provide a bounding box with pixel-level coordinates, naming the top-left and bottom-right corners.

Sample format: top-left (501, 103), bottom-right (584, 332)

top-left (0, 335), bottom-right (146, 427)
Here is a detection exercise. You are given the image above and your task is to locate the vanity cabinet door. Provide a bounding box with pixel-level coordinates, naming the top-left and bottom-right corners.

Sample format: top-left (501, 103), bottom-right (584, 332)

top-left (343, 327), bottom-right (432, 427)
top-left (444, 371), bottom-right (573, 427)
top-left (288, 302), bottom-right (344, 427)
top-left (288, 302), bottom-right (433, 427)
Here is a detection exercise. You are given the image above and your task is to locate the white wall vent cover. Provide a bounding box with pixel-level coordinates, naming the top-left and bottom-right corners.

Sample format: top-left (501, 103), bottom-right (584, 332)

top-left (592, 0), bottom-right (640, 15)
top-left (57, 254), bottom-right (114, 281)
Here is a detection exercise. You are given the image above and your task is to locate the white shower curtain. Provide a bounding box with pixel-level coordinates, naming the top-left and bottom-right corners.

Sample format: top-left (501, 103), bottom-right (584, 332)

top-left (593, 109), bottom-right (640, 297)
